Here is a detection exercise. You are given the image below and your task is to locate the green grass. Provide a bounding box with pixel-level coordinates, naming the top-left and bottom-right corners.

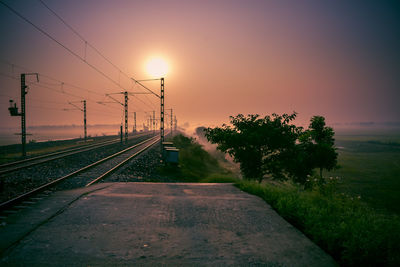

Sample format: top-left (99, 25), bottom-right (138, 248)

top-left (326, 133), bottom-right (400, 214)
top-left (158, 134), bottom-right (236, 182)
top-left (235, 180), bottom-right (400, 266)
top-left (334, 128), bottom-right (400, 143)
top-left (199, 174), bottom-right (239, 183)
top-left (160, 132), bottom-right (400, 266)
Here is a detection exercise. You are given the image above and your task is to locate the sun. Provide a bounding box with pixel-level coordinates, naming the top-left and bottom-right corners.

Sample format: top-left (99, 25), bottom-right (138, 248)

top-left (146, 57), bottom-right (168, 78)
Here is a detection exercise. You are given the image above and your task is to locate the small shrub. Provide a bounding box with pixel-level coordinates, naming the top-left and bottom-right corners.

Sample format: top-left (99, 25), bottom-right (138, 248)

top-left (200, 174), bottom-right (239, 183)
top-left (159, 134), bottom-right (235, 182)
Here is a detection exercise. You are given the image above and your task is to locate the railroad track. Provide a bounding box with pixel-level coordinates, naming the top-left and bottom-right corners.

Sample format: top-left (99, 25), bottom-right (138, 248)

top-left (0, 132), bottom-right (152, 175)
top-left (0, 136), bottom-right (160, 211)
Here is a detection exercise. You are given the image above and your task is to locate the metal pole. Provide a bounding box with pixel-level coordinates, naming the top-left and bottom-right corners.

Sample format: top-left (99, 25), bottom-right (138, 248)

top-left (160, 78), bottom-right (164, 142)
top-left (134, 111), bottom-right (136, 133)
top-left (21, 74), bottom-right (26, 157)
top-left (83, 100), bottom-right (87, 141)
top-left (120, 125), bottom-right (123, 143)
top-left (170, 108), bottom-right (173, 135)
top-left (153, 110), bottom-right (155, 135)
top-left (174, 115), bottom-right (177, 131)
top-left (124, 91), bottom-right (128, 143)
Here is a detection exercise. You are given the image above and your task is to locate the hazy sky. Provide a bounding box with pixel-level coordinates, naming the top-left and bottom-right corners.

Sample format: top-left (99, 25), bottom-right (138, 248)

top-left (1, 0), bottom-right (399, 131)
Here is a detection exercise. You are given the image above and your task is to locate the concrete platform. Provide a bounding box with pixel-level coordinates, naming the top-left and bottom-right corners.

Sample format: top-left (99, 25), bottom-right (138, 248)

top-left (0, 183), bottom-right (336, 266)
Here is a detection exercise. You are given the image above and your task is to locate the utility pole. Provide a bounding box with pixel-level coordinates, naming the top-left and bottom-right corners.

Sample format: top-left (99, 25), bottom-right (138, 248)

top-left (120, 125), bottom-right (123, 143)
top-left (83, 100), bottom-right (87, 141)
top-left (124, 91), bottom-right (128, 143)
top-left (160, 78), bottom-right (165, 142)
top-left (153, 110), bottom-right (155, 135)
top-left (132, 77), bottom-right (165, 142)
top-left (8, 73), bottom-right (39, 157)
top-left (66, 100), bottom-right (87, 141)
top-left (20, 74), bottom-right (27, 156)
top-left (174, 115), bottom-right (177, 132)
top-left (170, 108), bottom-right (173, 135)
top-left (98, 91), bottom-right (129, 144)
top-left (133, 111), bottom-right (136, 133)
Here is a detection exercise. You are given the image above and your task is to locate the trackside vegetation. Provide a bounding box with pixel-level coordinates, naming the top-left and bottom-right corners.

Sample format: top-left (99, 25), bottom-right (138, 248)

top-left (205, 113), bottom-right (337, 184)
top-left (168, 130), bottom-right (400, 266)
top-left (236, 180), bottom-right (400, 266)
top-left (159, 134), bottom-right (236, 182)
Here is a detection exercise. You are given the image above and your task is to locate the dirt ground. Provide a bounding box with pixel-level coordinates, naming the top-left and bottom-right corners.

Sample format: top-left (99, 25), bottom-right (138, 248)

top-left (0, 183), bottom-right (336, 266)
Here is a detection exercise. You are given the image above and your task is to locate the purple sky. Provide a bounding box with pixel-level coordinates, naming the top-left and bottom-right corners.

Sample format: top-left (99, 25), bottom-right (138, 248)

top-left (1, 0), bottom-right (399, 132)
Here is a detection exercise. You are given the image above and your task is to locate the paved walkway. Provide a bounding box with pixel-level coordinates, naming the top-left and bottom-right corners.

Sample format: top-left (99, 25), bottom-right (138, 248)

top-left (0, 183), bottom-right (335, 266)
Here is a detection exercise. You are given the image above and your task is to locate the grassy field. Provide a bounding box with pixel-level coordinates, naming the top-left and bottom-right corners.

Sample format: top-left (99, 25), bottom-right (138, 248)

top-left (170, 129), bottom-right (400, 214)
top-left (168, 132), bottom-right (400, 266)
top-left (159, 134), bottom-right (236, 182)
top-left (236, 180), bottom-right (400, 266)
top-left (326, 128), bottom-right (400, 214)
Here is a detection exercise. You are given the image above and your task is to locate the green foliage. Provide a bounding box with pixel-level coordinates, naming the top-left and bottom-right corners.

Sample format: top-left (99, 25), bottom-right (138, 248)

top-left (205, 113), bottom-right (301, 182)
top-left (205, 113), bottom-right (338, 184)
top-left (326, 133), bottom-right (400, 214)
top-left (236, 180), bottom-right (400, 266)
top-left (307, 116), bottom-right (338, 178)
top-left (160, 134), bottom-right (232, 182)
top-left (200, 174), bottom-right (240, 183)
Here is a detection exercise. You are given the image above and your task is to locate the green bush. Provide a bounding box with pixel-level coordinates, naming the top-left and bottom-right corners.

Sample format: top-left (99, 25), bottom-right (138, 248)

top-left (236, 180), bottom-right (400, 266)
top-left (166, 134), bottom-right (400, 265)
top-left (200, 174), bottom-right (239, 183)
top-left (159, 134), bottom-right (234, 182)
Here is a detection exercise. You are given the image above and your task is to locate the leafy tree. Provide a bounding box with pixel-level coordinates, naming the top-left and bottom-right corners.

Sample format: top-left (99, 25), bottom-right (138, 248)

top-left (284, 134), bottom-right (315, 184)
top-left (307, 116), bottom-right (338, 178)
top-left (205, 113), bottom-right (301, 182)
top-left (205, 113), bottom-right (338, 185)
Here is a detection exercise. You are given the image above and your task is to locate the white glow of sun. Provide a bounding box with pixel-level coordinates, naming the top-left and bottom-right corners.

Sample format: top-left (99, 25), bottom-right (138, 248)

top-left (146, 58), bottom-right (168, 78)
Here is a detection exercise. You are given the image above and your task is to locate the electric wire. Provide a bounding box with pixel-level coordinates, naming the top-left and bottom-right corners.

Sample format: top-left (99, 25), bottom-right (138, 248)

top-left (0, 5), bottom-right (159, 112)
top-left (0, 1), bottom-right (126, 92)
top-left (28, 105), bottom-right (69, 111)
top-left (1, 70), bottom-right (121, 116)
top-left (131, 94), bottom-right (156, 110)
top-left (0, 2), bottom-right (163, 128)
top-left (27, 97), bottom-right (71, 105)
top-left (36, 0), bottom-right (160, 97)
top-left (0, 93), bottom-right (14, 98)
top-left (0, 61), bottom-right (105, 98)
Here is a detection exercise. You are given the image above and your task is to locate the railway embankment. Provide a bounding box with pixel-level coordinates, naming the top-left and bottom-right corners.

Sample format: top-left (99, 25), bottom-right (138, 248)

top-left (0, 134), bottom-right (156, 204)
top-left (2, 133), bottom-right (399, 266)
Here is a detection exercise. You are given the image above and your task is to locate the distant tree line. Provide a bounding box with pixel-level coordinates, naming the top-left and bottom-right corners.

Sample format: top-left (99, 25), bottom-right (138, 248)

top-left (205, 113), bottom-right (337, 185)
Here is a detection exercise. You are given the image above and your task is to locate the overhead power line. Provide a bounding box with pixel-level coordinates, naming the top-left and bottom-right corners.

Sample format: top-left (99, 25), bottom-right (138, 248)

top-left (1, 1), bottom-right (162, 124)
top-left (0, 70), bottom-right (82, 100)
top-left (37, 0), bottom-right (159, 97)
top-left (0, 60), bottom-right (120, 107)
top-left (0, 1), bottom-right (126, 92)
top-left (1, 70), bottom-right (122, 115)
top-left (0, 60), bottom-right (103, 97)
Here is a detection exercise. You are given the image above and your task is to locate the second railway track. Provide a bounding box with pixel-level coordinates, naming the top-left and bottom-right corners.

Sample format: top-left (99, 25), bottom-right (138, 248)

top-left (0, 132), bottom-right (152, 175)
top-left (0, 135), bottom-right (160, 211)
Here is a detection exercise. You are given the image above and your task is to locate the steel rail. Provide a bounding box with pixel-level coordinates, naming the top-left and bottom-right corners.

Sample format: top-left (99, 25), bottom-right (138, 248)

top-left (0, 136), bottom-right (159, 211)
top-left (0, 133), bottom-right (152, 175)
top-left (85, 137), bottom-right (160, 186)
top-left (0, 138), bottom-right (119, 169)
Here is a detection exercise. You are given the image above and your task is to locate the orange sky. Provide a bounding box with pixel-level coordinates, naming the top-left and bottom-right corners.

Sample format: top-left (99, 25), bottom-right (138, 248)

top-left (1, 0), bottom-right (399, 133)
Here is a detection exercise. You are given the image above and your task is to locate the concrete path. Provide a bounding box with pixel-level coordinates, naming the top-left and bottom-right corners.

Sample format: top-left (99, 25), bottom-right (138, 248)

top-left (0, 183), bottom-right (336, 266)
